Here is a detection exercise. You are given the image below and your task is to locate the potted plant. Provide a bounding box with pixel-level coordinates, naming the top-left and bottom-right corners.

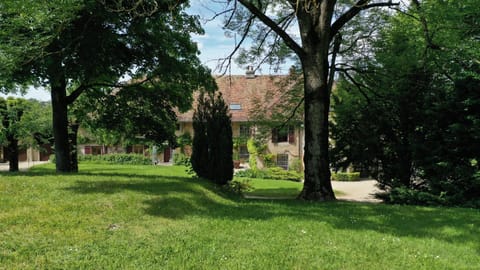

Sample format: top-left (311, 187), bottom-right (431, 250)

top-left (233, 149), bottom-right (241, 169)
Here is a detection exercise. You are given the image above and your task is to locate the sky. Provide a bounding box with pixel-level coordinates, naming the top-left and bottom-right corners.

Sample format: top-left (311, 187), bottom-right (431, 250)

top-left (1, 1), bottom-right (291, 102)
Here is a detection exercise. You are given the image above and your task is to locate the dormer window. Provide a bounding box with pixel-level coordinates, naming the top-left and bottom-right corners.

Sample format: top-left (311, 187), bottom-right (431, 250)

top-left (230, 104), bottom-right (242, 110)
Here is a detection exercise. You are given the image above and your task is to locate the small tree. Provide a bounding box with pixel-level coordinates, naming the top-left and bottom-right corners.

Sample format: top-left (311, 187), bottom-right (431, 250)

top-left (191, 92), bottom-right (210, 179)
top-left (0, 98), bottom-right (27, 171)
top-left (191, 91), bottom-right (233, 185)
top-left (0, 98), bottom-right (51, 172)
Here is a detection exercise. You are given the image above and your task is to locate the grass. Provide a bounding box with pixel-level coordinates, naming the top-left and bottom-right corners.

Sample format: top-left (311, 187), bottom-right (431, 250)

top-left (239, 178), bottom-right (345, 198)
top-left (1, 163), bottom-right (479, 269)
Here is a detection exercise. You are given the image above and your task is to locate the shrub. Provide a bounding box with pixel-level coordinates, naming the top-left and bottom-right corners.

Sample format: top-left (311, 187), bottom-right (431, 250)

top-left (378, 186), bottom-right (480, 208)
top-left (247, 138), bottom-right (258, 171)
top-left (78, 154), bottom-right (151, 165)
top-left (266, 167), bottom-right (303, 182)
top-left (235, 169), bottom-right (268, 179)
top-left (235, 167), bottom-right (303, 182)
top-left (262, 154), bottom-right (276, 168)
top-left (173, 152), bottom-right (190, 166)
top-left (224, 179), bottom-right (253, 195)
top-left (332, 172), bottom-right (360, 181)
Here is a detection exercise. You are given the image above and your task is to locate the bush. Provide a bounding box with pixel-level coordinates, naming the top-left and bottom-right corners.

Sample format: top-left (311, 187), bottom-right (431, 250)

top-left (78, 154), bottom-right (152, 165)
top-left (247, 138), bottom-right (258, 171)
top-left (224, 179), bottom-right (253, 195)
top-left (332, 172), bottom-right (360, 181)
top-left (262, 154), bottom-right (276, 168)
top-left (378, 186), bottom-right (480, 208)
top-left (235, 167), bottom-right (303, 182)
top-left (173, 153), bottom-right (190, 166)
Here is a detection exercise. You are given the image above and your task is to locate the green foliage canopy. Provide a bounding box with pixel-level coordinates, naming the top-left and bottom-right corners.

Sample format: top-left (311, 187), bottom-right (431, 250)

top-left (331, 0), bottom-right (480, 206)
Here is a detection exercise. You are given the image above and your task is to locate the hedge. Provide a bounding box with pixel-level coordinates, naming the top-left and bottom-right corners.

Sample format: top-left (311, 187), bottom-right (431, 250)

top-left (77, 154), bottom-right (152, 165)
top-left (331, 172), bottom-right (361, 181)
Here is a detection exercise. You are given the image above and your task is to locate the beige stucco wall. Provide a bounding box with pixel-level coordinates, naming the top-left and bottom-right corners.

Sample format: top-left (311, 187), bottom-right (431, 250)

top-left (175, 121), bottom-right (304, 170)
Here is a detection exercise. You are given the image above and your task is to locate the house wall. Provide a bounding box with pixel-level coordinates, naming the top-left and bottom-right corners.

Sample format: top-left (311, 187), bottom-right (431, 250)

top-left (266, 128), bottom-right (303, 169)
top-left (176, 122), bottom-right (193, 137)
top-left (175, 121), bottom-right (304, 170)
top-left (1, 144), bottom-right (53, 163)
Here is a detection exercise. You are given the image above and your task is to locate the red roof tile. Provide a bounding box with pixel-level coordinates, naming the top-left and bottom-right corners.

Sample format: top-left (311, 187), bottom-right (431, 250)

top-left (177, 75), bottom-right (289, 122)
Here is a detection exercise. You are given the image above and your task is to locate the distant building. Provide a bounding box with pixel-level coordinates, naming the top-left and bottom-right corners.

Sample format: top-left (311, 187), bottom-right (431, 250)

top-left (177, 70), bottom-right (303, 170)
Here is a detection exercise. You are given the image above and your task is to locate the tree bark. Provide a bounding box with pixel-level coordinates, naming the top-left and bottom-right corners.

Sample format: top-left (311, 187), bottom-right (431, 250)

top-left (6, 135), bottom-right (19, 172)
top-left (69, 123), bottom-right (79, 172)
top-left (296, 1), bottom-right (336, 201)
top-left (297, 61), bottom-right (336, 201)
top-left (48, 58), bottom-right (72, 172)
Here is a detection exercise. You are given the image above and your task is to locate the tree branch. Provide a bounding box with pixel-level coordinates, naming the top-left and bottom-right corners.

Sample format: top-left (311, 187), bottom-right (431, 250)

top-left (328, 33), bottom-right (342, 96)
top-left (410, 0), bottom-right (441, 50)
top-left (66, 77), bottom-right (151, 104)
top-left (237, 0), bottom-right (305, 58)
top-left (330, 0), bottom-right (399, 41)
top-left (216, 14), bottom-right (255, 75)
top-left (335, 68), bottom-right (371, 104)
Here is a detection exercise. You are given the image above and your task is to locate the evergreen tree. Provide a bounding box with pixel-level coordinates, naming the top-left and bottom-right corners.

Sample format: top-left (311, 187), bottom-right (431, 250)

top-left (191, 92), bottom-right (210, 179)
top-left (331, 0), bottom-right (480, 206)
top-left (191, 91), bottom-right (233, 185)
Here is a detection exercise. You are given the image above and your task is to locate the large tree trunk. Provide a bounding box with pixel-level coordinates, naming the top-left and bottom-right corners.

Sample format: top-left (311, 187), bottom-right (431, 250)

top-left (297, 61), bottom-right (336, 201)
top-left (6, 135), bottom-right (19, 172)
top-left (69, 123), bottom-right (79, 172)
top-left (296, 1), bottom-right (336, 201)
top-left (48, 59), bottom-right (72, 172)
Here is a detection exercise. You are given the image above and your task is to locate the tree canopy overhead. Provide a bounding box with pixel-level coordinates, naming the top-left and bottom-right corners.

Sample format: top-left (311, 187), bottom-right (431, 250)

top-left (0, 0), bottom-right (215, 172)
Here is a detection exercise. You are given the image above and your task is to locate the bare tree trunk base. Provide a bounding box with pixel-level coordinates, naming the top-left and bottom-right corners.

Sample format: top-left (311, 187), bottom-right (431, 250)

top-left (297, 189), bottom-right (336, 201)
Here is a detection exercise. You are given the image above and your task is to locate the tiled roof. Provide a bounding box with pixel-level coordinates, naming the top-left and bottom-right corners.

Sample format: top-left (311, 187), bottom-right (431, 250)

top-left (177, 75), bottom-right (289, 122)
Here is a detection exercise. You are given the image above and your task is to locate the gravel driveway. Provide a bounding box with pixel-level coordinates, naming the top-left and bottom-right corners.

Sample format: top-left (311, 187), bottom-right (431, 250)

top-left (332, 180), bottom-right (381, 203)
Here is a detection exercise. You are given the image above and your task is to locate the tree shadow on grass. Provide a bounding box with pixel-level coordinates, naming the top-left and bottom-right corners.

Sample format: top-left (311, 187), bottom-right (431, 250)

top-left (63, 173), bottom-right (480, 252)
top-left (11, 163), bottom-right (475, 251)
top-left (245, 187), bottom-right (301, 198)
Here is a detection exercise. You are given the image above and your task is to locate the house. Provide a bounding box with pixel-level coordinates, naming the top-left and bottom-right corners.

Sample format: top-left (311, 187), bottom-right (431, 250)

top-left (176, 69), bottom-right (304, 170)
top-left (75, 69), bottom-right (305, 169)
top-left (0, 144), bottom-right (52, 163)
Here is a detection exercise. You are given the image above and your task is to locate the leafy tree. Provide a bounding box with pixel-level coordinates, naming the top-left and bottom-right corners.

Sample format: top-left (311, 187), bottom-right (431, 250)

top-left (331, 0), bottom-right (480, 206)
top-left (0, 98), bottom-right (26, 171)
top-left (0, 97), bottom-right (52, 171)
top-left (191, 91), bottom-right (233, 185)
top-left (0, 0), bottom-right (213, 172)
top-left (220, 0), bottom-right (398, 200)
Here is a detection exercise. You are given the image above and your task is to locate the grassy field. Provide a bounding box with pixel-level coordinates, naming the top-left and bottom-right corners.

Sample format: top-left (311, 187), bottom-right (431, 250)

top-left (241, 178), bottom-right (345, 198)
top-left (242, 178), bottom-right (304, 198)
top-left (1, 163), bottom-right (479, 269)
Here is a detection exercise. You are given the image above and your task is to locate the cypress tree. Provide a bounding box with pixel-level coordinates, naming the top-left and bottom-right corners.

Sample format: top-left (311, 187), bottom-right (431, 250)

top-left (207, 93), bottom-right (233, 185)
top-left (191, 92), bottom-right (209, 179)
top-left (191, 91), bottom-right (233, 185)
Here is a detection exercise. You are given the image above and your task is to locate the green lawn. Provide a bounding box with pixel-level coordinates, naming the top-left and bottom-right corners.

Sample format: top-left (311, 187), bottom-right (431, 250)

top-left (1, 163), bottom-right (479, 269)
top-left (239, 178), bottom-right (345, 198)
